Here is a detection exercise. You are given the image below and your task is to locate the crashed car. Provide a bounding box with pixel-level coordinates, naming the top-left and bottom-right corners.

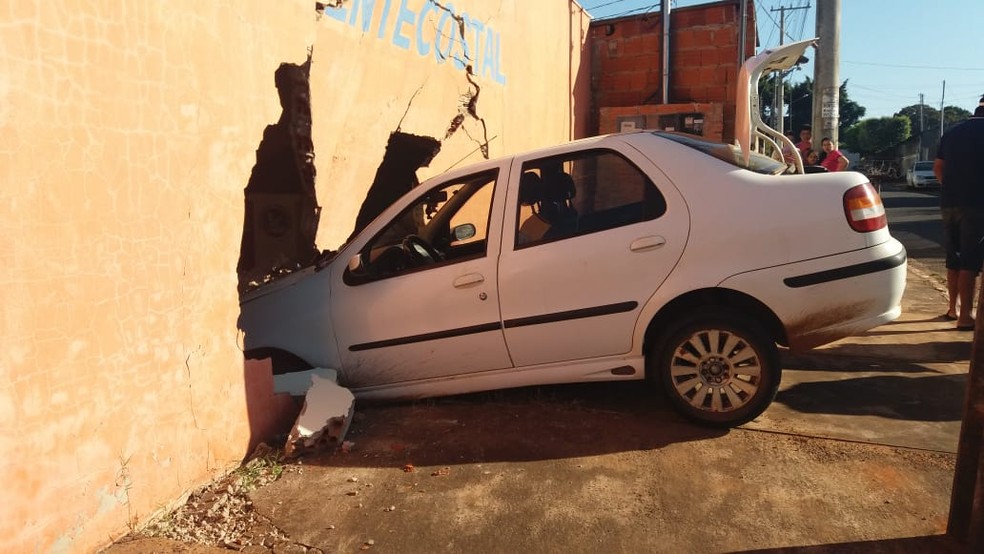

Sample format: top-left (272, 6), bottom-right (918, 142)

top-left (239, 40), bottom-right (907, 426)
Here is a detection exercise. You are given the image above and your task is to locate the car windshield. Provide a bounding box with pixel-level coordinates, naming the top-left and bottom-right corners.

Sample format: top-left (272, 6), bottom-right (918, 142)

top-left (652, 131), bottom-right (787, 175)
top-left (915, 162), bottom-right (934, 171)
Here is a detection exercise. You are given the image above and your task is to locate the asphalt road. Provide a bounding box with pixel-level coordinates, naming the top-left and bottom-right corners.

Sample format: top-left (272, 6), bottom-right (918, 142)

top-left (880, 182), bottom-right (945, 272)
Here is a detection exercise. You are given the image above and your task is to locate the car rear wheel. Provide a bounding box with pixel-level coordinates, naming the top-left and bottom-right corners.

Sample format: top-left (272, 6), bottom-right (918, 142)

top-left (651, 310), bottom-right (780, 427)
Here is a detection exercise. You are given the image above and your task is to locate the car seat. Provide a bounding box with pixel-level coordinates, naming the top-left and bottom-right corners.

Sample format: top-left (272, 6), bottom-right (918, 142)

top-left (539, 170), bottom-right (578, 240)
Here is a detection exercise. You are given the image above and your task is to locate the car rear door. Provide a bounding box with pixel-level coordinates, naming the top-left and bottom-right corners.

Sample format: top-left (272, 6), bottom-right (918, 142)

top-left (496, 139), bottom-right (689, 367)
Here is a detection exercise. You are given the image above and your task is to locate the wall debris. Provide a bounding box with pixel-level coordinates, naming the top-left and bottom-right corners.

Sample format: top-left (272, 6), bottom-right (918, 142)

top-left (284, 374), bottom-right (355, 458)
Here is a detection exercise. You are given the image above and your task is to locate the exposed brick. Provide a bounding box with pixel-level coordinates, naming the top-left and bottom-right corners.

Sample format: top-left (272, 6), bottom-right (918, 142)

top-left (613, 72), bottom-right (633, 91)
top-left (704, 85), bottom-right (728, 102)
top-left (705, 6), bottom-right (727, 25)
top-left (674, 67), bottom-right (702, 87)
top-left (675, 49), bottom-right (701, 67)
top-left (628, 70), bottom-right (650, 91)
top-left (697, 66), bottom-right (720, 86)
top-left (673, 10), bottom-right (697, 27)
top-left (641, 33), bottom-right (660, 54)
top-left (673, 29), bottom-right (699, 50)
top-left (690, 28), bottom-right (711, 46)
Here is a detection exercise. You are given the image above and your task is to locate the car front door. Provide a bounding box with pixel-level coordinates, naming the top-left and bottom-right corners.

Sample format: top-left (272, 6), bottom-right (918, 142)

top-left (497, 142), bottom-right (689, 367)
top-left (330, 166), bottom-right (512, 389)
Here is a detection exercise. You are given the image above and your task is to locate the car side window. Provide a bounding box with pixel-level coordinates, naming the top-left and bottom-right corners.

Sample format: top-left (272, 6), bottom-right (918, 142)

top-left (516, 149), bottom-right (666, 248)
top-left (346, 169), bottom-right (498, 284)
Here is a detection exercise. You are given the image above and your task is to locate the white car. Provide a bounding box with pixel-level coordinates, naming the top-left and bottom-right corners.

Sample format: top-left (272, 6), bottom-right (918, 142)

top-left (906, 160), bottom-right (939, 189)
top-left (239, 40), bottom-right (907, 426)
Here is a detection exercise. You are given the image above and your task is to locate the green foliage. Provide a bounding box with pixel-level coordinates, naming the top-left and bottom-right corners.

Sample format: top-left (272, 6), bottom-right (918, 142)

top-left (786, 77), bottom-right (813, 132)
top-left (841, 116), bottom-right (911, 155)
top-left (838, 80), bottom-right (866, 135)
top-left (895, 104), bottom-right (972, 133)
top-left (761, 77), bottom-right (866, 138)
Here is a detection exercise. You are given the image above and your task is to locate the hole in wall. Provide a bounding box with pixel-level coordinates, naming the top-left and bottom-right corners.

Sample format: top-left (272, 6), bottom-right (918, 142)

top-left (238, 53), bottom-right (321, 295)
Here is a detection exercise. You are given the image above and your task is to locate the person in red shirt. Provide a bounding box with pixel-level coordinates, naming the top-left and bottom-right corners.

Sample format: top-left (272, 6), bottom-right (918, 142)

top-left (795, 125), bottom-right (813, 156)
top-left (819, 137), bottom-right (849, 172)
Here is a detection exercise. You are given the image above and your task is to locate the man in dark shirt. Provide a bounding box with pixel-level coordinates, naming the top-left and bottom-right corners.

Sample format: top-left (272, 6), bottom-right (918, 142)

top-left (934, 96), bottom-right (984, 330)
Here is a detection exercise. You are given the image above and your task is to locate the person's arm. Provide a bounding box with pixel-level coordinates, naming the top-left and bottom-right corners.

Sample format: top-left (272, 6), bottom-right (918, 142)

top-left (934, 158), bottom-right (945, 184)
top-left (836, 153), bottom-right (849, 171)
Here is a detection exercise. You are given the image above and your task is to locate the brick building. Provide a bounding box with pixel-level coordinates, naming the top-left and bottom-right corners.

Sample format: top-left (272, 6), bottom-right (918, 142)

top-left (589, 0), bottom-right (757, 142)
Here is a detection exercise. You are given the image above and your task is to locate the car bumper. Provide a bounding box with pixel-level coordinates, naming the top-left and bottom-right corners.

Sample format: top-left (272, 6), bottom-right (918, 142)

top-left (912, 177), bottom-right (940, 188)
top-left (718, 239), bottom-right (907, 351)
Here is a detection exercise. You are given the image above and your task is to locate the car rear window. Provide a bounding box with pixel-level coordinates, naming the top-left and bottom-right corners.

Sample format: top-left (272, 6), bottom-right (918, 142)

top-left (652, 131), bottom-right (787, 175)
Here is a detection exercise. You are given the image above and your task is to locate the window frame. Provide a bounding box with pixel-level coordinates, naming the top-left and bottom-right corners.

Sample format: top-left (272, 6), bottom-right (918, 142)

top-left (514, 148), bottom-right (667, 250)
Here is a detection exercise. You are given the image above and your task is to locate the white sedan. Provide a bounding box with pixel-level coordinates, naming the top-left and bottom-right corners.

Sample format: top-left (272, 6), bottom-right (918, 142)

top-left (240, 39), bottom-right (906, 427)
top-left (239, 128), bottom-right (906, 427)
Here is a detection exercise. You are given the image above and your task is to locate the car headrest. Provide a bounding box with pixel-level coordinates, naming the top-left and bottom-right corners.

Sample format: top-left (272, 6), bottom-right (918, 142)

top-left (519, 171), bottom-right (543, 206)
top-left (541, 171), bottom-right (576, 203)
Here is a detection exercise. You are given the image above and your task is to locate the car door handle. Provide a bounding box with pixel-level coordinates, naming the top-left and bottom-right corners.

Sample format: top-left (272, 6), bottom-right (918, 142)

top-left (630, 236), bottom-right (666, 252)
top-left (453, 273), bottom-right (485, 288)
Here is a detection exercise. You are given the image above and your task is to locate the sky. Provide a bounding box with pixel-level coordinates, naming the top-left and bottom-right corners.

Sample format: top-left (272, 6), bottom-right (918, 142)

top-left (582, 0), bottom-right (984, 119)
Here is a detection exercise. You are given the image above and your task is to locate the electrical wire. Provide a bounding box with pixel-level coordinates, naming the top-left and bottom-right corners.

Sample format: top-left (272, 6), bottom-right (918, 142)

top-left (582, 0), bottom-right (634, 11)
top-left (603, 2), bottom-right (661, 20)
top-left (844, 60), bottom-right (984, 71)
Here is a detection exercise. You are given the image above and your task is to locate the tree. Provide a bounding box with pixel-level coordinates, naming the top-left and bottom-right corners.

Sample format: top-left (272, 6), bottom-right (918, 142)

top-left (838, 80), bottom-right (865, 137)
top-left (756, 74), bottom-right (788, 127)
top-left (895, 104), bottom-right (971, 134)
top-left (766, 77), bottom-right (865, 139)
top-left (786, 78), bottom-right (813, 133)
top-left (840, 116), bottom-right (910, 156)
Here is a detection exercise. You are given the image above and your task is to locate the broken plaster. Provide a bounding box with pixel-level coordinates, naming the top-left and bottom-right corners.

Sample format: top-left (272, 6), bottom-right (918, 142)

top-left (285, 374), bottom-right (355, 458)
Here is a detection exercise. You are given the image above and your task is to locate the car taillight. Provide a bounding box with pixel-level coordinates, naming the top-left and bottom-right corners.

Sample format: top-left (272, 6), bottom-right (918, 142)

top-left (843, 183), bottom-right (887, 232)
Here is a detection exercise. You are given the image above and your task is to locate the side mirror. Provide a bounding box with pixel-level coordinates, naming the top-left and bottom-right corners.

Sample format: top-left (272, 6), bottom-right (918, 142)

top-left (452, 223), bottom-right (477, 242)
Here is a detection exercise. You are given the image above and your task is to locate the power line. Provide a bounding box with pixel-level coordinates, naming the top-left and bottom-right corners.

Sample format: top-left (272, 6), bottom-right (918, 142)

top-left (582, 0), bottom-right (634, 11)
top-left (604, 2), bottom-right (660, 20)
top-left (844, 60), bottom-right (984, 71)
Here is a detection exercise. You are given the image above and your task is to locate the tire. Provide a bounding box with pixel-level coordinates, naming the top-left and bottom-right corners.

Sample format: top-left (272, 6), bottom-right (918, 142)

top-left (650, 310), bottom-right (781, 427)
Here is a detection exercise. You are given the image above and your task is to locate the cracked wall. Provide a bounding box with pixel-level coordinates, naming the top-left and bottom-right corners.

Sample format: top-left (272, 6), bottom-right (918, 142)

top-left (311, 0), bottom-right (592, 249)
top-left (0, 1), bottom-right (590, 552)
top-left (238, 54), bottom-right (322, 293)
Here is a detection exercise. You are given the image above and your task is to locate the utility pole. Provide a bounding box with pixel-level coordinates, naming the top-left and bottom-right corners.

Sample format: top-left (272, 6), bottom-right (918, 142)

top-left (662, 0), bottom-right (671, 104)
top-left (940, 80), bottom-right (946, 138)
top-left (812, 0), bottom-right (840, 148)
top-left (771, 4), bottom-right (810, 134)
top-left (919, 93), bottom-right (924, 159)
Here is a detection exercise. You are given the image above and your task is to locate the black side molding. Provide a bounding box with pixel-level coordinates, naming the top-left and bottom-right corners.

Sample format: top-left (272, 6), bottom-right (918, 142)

top-left (349, 301), bottom-right (639, 352)
top-left (784, 249), bottom-right (907, 288)
top-left (350, 322), bottom-right (502, 352)
top-left (504, 301), bottom-right (638, 329)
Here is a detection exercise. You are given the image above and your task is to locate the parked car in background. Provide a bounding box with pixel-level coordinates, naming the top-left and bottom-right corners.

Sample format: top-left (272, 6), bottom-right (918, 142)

top-left (907, 160), bottom-right (939, 189)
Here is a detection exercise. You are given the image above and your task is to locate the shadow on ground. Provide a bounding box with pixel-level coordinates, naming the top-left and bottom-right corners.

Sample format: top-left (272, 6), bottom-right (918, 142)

top-left (774, 373), bottom-right (966, 422)
top-left (296, 381), bottom-right (726, 468)
top-left (786, 339), bottom-right (971, 366)
top-left (736, 533), bottom-right (961, 553)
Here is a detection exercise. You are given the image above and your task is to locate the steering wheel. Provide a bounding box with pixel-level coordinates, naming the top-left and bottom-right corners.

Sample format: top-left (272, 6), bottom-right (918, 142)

top-left (401, 234), bottom-right (442, 265)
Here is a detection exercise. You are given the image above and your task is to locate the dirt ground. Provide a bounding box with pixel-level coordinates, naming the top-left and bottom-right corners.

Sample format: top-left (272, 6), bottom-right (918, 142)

top-left (107, 381), bottom-right (960, 554)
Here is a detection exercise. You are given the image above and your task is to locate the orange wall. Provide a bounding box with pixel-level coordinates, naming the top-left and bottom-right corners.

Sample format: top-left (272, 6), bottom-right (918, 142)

top-left (0, 1), bottom-right (589, 551)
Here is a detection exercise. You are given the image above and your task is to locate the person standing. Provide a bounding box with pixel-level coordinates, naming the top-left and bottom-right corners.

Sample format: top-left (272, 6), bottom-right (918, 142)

top-left (819, 137), bottom-right (849, 172)
top-left (934, 97), bottom-right (984, 330)
top-left (795, 125), bottom-right (813, 156)
top-left (781, 130), bottom-right (798, 165)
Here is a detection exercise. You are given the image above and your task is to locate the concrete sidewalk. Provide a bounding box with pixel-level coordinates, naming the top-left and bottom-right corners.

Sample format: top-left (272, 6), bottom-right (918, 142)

top-left (109, 261), bottom-right (970, 553)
